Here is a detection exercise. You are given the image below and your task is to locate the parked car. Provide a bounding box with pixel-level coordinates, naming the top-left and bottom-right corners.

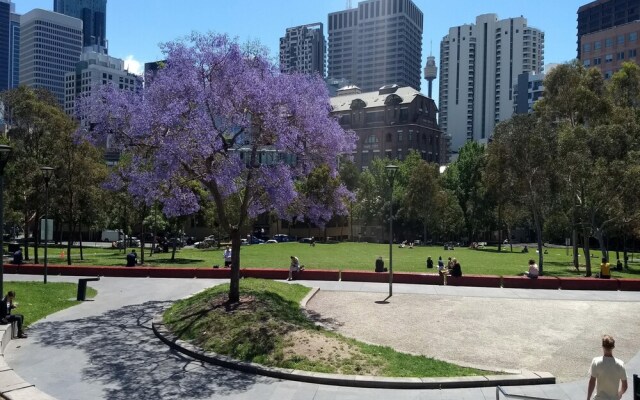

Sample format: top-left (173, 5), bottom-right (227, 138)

top-left (273, 234), bottom-right (290, 243)
top-left (248, 236), bottom-right (264, 244)
top-left (299, 237), bottom-right (313, 243)
top-left (240, 238), bottom-right (248, 246)
top-left (195, 235), bottom-right (217, 249)
top-left (265, 239), bottom-right (278, 244)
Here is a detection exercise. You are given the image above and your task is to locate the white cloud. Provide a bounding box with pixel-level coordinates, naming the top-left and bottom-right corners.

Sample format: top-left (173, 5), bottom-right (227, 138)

top-left (124, 55), bottom-right (143, 75)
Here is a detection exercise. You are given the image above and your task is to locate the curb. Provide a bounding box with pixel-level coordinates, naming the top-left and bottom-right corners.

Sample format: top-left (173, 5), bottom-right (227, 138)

top-left (152, 316), bottom-right (555, 389)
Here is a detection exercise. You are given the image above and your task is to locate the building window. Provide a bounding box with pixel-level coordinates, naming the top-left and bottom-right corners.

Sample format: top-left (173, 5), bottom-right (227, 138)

top-left (386, 133), bottom-right (392, 142)
top-left (583, 59), bottom-right (591, 67)
top-left (618, 35), bottom-right (625, 45)
top-left (630, 49), bottom-right (637, 58)
top-left (605, 54), bottom-right (613, 63)
top-left (630, 32), bottom-right (638, 42)
top-left (583, 43), bottom-right (591, 53)
top-left (605, 38), bottom-right (613, 48)
top-left (594, 41), bottom-right (601, 50)
top-left (365, 135), bottom-right (378, 144)
top-left (594, 57), bottom-right (602, 65)
top-left (618, 51), bottom-right (625, 60)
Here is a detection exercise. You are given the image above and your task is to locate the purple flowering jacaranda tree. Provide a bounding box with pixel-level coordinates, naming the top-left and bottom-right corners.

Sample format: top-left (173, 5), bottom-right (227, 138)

top-left (79, 33), bottom-right (356, 302)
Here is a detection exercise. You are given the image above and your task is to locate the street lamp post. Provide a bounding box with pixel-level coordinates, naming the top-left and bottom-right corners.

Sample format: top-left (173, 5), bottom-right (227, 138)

top-left (41, 167), bottom-right (54, 284)
top-left (0, 145), bottom-right (13, 298)
top-left (385, 164), bottom-right (399, 298)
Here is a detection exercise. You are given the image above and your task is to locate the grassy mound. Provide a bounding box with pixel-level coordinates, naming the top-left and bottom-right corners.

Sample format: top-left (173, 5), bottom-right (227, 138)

top-left (163, 279), bottom-right (489, 377)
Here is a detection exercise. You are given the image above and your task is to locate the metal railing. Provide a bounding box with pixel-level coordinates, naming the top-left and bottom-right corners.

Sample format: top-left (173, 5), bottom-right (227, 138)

top-left (496, 386), bottom-right (560, 400)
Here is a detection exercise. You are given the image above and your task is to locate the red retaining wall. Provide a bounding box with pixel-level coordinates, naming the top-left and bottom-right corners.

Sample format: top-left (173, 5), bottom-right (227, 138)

top-left (445, 274), bottom-right (502, 288)
top-left (393, 272), bottom-right (443, 285)
top-left (618, 279), bottom-right (640, 291)
top-left (558, 277), bottom-right (619, 290)
top-left (341, 271), bottom-right (390, 283)
top-left (502, 276), bottom-right (561, 290)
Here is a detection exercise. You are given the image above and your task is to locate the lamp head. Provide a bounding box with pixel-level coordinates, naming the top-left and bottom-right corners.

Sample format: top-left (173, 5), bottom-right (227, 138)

top-left (40, 166), bottom-right (54, 182)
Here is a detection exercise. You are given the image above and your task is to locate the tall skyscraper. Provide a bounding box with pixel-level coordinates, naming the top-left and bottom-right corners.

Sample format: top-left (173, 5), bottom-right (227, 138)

top-left (0, 0), bottom-right (13, 92)
top-left (439, 14), bottom-right (544, 154)
top-left (19, 9), bottom-right (82, 106)
top-left (54, 0), bottom-right (107, 49)
top-left (279, 23), bottom-right (325, 76)
top-left (9, 4), bottom-right (19, 89)
top-left (328, 0), bottom-right (423, 92)
top-left (577, 0), bottom-right (640, 59)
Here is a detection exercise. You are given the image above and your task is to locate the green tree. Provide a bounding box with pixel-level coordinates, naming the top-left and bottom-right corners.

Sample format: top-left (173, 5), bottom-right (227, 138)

top-left (490, 114), bottom-right (556, 274)
top-left (442, 142), bottom-right (487, 242)
top-left (2, 87), bottom-right (71, 263)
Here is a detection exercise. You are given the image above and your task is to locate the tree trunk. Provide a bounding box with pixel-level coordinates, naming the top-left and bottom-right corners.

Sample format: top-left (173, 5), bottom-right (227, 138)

top-left (533, 209), bottom-right (544, 275)
top-left (79, 223), bottom-right (84, 261)
top-left (23, 208), bottom-right (29, 261)
top-left (497, 205), bottom-right (502, 252)
top-left (229, 228), bottom-right (241, 303)
top-left (66, 222), bottom-right (73, 265)
top-left (34, 211), bottom-right (39, 264)
top-left (583, 228), bottom-right (592, 276)
top-left (572, 228), bottom-right (580, 271)
top-left (594, 228), bottom-right (607, 262)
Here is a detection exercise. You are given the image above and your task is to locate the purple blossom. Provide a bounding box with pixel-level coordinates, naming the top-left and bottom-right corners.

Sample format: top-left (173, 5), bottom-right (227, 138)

top-left (77, 32), bottom-right (356, 230)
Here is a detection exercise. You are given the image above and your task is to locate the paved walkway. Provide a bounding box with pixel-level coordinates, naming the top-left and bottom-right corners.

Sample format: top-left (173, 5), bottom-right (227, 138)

top-left (4, 275), bottom-right (640, 400)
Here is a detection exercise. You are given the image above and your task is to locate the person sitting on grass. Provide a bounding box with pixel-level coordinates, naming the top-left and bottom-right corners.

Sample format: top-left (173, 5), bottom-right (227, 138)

top-left (523, 259), bottom-right (539, 279)
top-left (437, 256), bottom-right (446, 276)
top-left (449, 258), bottom-right (462, 277)
top-left (599, 257), bottom-right (611, 279)
top-left (126, 250), bottom-right (138, 267)
top-left (11, 248), bottom-right (22, 265)
top-left (375, 256), bottom-right (387, 272)
top-left (287, 255), bottom-right (304, 281)
top-left (0, 291), bottom-right (26, 338)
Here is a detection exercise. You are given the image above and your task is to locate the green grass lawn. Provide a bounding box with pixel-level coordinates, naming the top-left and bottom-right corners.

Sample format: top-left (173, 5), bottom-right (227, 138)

top-left (163, 279), bottom-right (489, 377)
top-left (19, 242), bottom-right (640, 278)
top-left (2, 281), bottom-right (96, 328)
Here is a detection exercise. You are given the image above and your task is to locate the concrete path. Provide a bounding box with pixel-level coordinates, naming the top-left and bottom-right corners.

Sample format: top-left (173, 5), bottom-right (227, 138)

top-left (3, 275), bottom-right (640, 400)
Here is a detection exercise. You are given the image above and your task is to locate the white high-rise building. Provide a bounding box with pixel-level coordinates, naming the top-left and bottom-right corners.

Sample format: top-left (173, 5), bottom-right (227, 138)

top-left (439, 14), bottom-right (544, 154)
top-left (64, 45), bottom-right (143, 117)
top-left (19, 9), bottom-right (82, 106)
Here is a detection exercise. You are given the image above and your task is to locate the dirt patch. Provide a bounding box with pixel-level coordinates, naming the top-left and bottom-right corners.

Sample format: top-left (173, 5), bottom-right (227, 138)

top-left (281, 329), bottom-right (381, 375)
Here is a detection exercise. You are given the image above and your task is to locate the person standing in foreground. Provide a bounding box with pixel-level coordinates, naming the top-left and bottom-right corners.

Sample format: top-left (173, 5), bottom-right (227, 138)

top-left (0, 291), bottom-right (27, 338)
top-left (587, 335), bottom-right (627, 400)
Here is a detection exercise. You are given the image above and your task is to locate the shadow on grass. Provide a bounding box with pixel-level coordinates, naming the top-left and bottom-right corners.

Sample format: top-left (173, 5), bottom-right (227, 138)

top-left (31, 301), bottom-right (258, 400)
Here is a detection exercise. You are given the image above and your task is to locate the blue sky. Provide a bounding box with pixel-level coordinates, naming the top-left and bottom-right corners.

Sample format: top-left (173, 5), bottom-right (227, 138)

top-left (18, 0), bottom-right (587, 100)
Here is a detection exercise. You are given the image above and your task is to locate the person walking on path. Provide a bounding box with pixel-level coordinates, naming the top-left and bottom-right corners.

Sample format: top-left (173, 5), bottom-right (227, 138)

top-left (0, 291), bottom-right (27, 338)
top-left (587, 334), bottom-right (627, 400)
top-left (223, 246), bottom-right (232, 268)
top-left (288, 255), bottom-right (304, 281)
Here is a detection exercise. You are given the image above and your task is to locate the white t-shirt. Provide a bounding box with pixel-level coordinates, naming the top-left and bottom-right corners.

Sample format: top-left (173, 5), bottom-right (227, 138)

top-left (223, 249), bottom-right (232, 261)
top-left (528, 263), bottom-right (539, 277)
top-left (589, 356), bottom-right (627, 400)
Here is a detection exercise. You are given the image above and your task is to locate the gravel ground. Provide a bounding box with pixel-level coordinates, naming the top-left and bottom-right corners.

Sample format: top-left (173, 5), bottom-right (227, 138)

top-left (306, 291), bottom-right (640, 382)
